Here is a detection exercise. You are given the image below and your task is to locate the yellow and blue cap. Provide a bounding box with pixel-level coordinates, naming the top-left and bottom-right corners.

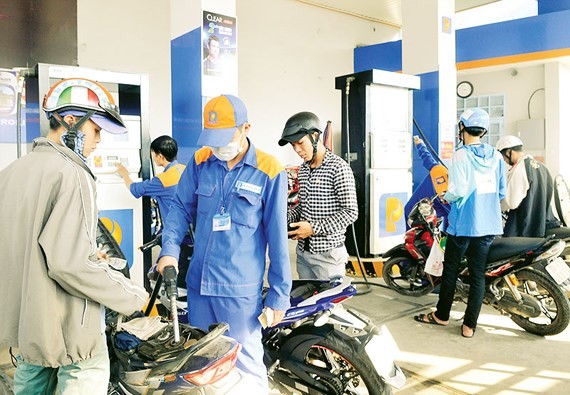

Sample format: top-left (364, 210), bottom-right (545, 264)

top-left (198, 94), bottom-right (248, 147)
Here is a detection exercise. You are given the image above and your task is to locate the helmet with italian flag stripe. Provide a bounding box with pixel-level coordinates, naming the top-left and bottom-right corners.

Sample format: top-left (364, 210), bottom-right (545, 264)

top-left (42, 78), bottom-right (126, 134)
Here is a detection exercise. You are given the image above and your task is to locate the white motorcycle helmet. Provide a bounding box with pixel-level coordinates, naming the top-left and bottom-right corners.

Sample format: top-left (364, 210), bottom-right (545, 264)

top-left (496, 135), bottom-right (523, 152)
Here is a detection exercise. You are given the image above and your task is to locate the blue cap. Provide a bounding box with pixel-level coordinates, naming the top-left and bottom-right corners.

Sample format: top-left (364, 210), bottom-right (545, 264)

top-left (197, 95), bottom-right (248, 147)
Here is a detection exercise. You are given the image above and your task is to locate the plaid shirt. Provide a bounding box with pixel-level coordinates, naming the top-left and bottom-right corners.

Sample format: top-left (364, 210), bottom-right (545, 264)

top-left (288, 149), bottom-right (358, 254)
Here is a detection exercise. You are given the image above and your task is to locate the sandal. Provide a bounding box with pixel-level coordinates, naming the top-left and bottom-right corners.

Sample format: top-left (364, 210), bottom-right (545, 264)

top-left (461, 324), bottom-right (476, 338)
top-left (414, 312), bottom-right (448, 326)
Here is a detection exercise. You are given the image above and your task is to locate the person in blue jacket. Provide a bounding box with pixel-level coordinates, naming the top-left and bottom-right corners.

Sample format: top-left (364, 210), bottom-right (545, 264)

top-left (156, 95), bottom-right (292, 391)
top-left (414, 108), bottom-right (506, 338)
top-left (405, 136), bottom-right (450, 230)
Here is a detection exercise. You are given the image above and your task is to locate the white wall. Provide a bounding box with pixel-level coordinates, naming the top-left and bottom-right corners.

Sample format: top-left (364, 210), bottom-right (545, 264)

top-left (459, 64), bottom-right (546, 160)
top-left (236, 0), bottom-right (400, 166)
top-left (460, 64), bottom-right (545, 132)
top-left (77, 0), bottom-right (399, 168)
top-left (77, 0), bottom-right (172, 141)
top-left (77, 0), bottom-right (400, 166)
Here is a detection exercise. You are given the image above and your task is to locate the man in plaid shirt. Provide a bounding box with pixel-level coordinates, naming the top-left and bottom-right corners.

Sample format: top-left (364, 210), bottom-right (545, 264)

top-left (279, 111), bottom-right (358, 279)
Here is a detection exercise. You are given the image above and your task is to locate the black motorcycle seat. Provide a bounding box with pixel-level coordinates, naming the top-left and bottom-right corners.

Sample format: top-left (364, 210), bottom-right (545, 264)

top-left (545, 226), bottom-right (570, 240)
top-left (290, 283), bottom-right (318, 300)
top-left (486, 237), bottom-right (547, 262)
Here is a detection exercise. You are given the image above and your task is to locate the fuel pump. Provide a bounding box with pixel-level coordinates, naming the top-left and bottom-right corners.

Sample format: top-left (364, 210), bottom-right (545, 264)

top-left (336, 69), bottom-right (420, 258)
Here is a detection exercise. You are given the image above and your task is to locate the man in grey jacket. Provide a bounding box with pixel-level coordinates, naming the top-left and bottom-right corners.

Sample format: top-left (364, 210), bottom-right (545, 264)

top-left (0, 78), bottom-right (148, 394)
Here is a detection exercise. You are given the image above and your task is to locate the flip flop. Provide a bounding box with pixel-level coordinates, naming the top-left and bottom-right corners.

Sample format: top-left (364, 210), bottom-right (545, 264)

top-left (414, 312), bottom-right (448, 326)
top-left (461, 324), bottom-right (476, 338)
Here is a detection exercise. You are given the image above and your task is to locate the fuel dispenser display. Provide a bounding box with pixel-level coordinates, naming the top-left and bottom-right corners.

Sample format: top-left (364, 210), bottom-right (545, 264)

top-left (336, 69), bottom-right (420, 258)
top-left (88, 115), bottom-right (146, 285)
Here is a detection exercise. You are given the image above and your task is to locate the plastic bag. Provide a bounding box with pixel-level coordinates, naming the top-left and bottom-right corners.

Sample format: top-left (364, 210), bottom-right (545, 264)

top-left (425, 235), bottom-right (446, 277)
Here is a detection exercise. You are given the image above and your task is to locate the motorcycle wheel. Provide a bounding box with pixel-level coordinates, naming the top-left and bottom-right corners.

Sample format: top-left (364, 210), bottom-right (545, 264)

top-left (300, 332), bottom-right (392, 395)
top-left (382, 256), bottom-right (434, 297)
top-left (509, 269), bottom-right (570, 336)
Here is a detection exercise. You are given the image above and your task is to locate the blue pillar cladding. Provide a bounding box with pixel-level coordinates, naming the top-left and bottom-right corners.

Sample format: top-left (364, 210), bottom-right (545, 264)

top-left (411, 71), bottom-right (440, 190)
top-left (354, 41), bottom-right (402, 73)
top-left (539, 0), bottom-right (570, 14)
top-left (171, 27), bottom-right (202, 165)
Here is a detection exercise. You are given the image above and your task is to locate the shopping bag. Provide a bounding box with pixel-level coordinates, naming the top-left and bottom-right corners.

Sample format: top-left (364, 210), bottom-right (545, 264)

top-left (425, 235), bottom-right (446, 277)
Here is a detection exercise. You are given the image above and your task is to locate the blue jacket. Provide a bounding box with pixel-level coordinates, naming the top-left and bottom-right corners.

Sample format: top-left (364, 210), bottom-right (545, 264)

top-left (159, 141), bottom-right (292, 311)
top-left (444, 143), bottom-right (506, 237)
top-left (130, 161), bottom-right (186, 220)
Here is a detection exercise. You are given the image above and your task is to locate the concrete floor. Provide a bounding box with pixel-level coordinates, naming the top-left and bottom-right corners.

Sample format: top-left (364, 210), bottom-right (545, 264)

top-left (344, 276), bottom-right (570, 394)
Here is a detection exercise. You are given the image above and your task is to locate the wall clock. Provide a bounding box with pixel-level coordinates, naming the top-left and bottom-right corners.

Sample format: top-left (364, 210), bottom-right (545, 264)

top-left (457, 81), bottom-right (474, 99)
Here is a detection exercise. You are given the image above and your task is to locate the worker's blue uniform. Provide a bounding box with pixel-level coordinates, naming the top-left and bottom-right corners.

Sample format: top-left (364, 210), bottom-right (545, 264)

top-left (129, 160), bottom-right (186, 220)
top-left (405, 142), bottom-right (450, 230)
top-left (129, 161), bottom-right (191, 286)
top-left (160, 141), bottom-right (292, 389)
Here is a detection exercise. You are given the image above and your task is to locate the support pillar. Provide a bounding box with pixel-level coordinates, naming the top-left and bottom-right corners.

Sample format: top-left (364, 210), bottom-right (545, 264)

top-left (545, 62), bottom-right (570, 180)
top-left (402, 0), bottom-right (456, 181)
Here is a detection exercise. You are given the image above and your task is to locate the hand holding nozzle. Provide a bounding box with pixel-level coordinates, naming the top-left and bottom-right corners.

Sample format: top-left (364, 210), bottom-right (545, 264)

top-left (163, 265), bottom-right (180, 343)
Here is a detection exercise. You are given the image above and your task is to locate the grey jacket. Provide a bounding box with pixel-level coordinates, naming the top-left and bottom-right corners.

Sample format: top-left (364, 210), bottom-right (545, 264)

top-left (0, 138), bottom-right (148, 367)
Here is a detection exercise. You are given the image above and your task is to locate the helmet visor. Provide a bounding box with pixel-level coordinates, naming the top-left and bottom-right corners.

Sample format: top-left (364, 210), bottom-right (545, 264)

top-left (57, 110), bottom-right (127, 134)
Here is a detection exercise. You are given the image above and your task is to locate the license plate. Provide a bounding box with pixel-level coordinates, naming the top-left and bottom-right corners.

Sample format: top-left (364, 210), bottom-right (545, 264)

top-left (545, 257), bottom-right (570, 285)
top-left (364, 326), bottom-right (400, 377)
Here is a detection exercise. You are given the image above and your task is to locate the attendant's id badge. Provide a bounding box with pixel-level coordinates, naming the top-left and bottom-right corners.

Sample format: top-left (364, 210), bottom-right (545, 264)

top-left (213, 213), bottom-right (231, 231)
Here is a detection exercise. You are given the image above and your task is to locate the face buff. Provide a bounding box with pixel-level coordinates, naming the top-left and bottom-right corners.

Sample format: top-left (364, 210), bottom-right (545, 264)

top-left (60, 130), bottom-right (87, 163)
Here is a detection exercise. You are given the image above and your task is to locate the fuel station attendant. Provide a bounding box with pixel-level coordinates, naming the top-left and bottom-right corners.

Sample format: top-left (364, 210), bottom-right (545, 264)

top-left (156, 94), bottom-right (292, 392)
top-left (116, 135), bottom-right (185, 221)
top-left (115, 135), bottom-right (191, 286)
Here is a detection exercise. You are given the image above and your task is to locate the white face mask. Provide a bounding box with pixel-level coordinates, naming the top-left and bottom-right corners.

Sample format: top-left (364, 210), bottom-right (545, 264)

top-left (212, 131), bottom-right (244, 161)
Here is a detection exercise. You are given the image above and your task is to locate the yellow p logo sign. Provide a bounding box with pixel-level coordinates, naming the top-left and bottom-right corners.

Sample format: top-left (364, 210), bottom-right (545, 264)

top-left (385, 197), bottom-right (403, 233)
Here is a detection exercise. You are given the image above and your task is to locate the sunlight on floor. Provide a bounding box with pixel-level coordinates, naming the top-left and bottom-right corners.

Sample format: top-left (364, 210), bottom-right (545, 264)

top-left (398, 351), bottom-right (471, 377)
top-left (398, 305), bottom-right (570, 394)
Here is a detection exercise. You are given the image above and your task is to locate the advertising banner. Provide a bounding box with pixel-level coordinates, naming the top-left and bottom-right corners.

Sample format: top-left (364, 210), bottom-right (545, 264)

top-left (202, 10), bottom-right (237, 98)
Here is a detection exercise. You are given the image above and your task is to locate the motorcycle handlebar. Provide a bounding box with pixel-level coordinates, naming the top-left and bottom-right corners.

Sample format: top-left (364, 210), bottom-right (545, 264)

top-left (139, 234), bottom-right (162, 252)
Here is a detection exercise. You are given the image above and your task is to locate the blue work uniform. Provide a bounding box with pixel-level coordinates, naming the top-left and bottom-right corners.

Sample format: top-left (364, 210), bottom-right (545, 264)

top-left (160, 140), bottom-right (292, 389)
top-left (129, 161), bottom-right (186, 220)
top-left (405, 142), bottom-right (450, 229)
top-left (129, 161), bottom-right (190, 285)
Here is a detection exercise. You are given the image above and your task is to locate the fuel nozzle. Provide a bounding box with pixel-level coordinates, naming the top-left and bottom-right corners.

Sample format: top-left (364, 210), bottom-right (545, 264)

top-left (163, 266), bottom-right (180, 343)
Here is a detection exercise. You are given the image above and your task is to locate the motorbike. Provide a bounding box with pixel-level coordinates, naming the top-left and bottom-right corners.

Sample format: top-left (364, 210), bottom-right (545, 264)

top-left (262, 277), bottom-right (405, 395)
top-left (0, 226), bottom-right (245, 395)
top-left (98, 223), bottom-right (246, 395)
top-left (382, 197), bottom-right (570, 336)
top-left (142, 237), bottom-right (406, 394)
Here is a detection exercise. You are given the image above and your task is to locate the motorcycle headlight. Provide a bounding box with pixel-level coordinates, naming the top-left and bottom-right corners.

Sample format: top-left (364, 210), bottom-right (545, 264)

top-left (418, 202), bottom-right (433, 217)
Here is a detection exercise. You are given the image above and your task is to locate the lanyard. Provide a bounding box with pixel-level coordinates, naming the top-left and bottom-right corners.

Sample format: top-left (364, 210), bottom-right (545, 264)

top-left (219, 164), bottom-right (244, 214)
